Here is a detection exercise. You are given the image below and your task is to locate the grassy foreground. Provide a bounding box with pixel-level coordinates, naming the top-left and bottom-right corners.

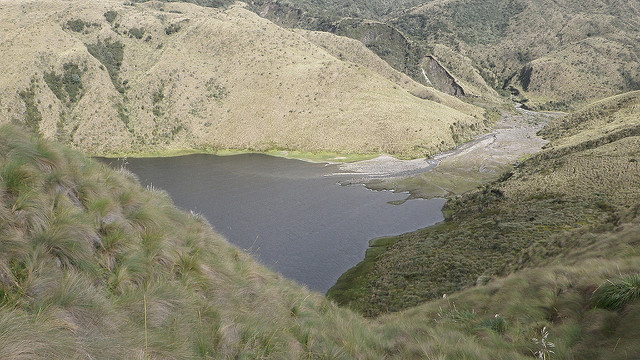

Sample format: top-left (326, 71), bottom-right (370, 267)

top-left (0, 124), bottom-right (527, 359)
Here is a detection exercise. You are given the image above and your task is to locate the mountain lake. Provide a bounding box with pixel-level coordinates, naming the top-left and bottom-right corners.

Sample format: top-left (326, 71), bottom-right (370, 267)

top-left (100, 154), bottom-right (444, 292)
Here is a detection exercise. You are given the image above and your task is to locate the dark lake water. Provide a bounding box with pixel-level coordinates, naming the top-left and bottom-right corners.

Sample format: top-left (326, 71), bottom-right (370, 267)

top-left (100, 154), bottom-right (445, 292)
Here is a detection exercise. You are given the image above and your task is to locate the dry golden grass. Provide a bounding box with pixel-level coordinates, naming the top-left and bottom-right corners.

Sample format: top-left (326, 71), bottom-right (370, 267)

top-left (0, 0), bottom-right (486, 158)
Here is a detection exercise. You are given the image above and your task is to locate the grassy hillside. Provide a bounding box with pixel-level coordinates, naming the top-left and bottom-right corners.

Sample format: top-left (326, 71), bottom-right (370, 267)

top-left (297, 29), bottom-right (482, 114)
top-left (378, 222), bottom-right (640, 359)
top-left (0, 124), bottom-right (539, 359)
top-left (0, 0), bottom-right (485, 158)
top-left (391, 0), bottom-right (640, 109)
top-left (248, 0), bottom-right (640, 109)
top-left (329, 91), bottom-right (640, 318)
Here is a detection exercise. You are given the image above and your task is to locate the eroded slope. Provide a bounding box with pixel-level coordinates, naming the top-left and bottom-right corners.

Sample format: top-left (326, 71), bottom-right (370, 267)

top-left (392, 0), bottom-right (640, 109)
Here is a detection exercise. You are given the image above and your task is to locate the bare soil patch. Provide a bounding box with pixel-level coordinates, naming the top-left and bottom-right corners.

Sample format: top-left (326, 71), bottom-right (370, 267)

top-left (334, 107), bottom-right (561, 198)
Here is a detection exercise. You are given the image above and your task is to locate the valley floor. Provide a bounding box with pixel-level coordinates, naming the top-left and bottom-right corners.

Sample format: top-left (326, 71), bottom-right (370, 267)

top-left (336, 105), bottom-right (558, 199)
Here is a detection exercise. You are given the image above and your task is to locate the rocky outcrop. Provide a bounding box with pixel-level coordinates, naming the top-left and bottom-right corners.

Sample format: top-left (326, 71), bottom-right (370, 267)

top-left (247, 2), bottom-right (428, 85)
top-left (331, 18), bottom-right (425, 82)
top-left (422, 56), bottom-right (466, 96)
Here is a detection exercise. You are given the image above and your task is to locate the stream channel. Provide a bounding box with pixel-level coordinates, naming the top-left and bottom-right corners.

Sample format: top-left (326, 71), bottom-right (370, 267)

top-left (100, 154), bottom-right (445, 292)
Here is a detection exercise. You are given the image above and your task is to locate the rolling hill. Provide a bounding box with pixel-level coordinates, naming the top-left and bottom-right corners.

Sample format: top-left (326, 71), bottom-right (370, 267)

top-left (390, 0), bottom-right (640, 109)
top-left (247, 0), bottom-right (640, 110)
top-left (0, 0), bottom-right (485, 158)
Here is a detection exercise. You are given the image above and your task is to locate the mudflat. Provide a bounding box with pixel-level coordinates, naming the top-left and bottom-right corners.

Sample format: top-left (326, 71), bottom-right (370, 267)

top-left (339, 107), bottom-right (559, 198)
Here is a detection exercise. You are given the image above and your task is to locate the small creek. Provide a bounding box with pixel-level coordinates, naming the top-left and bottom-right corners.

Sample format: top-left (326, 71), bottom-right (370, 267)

top-left (100, 154), bottom-right (445, 292)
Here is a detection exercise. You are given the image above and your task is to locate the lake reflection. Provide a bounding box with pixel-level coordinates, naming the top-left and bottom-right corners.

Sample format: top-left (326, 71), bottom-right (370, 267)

top-left (100, 154), bottom-right (445, 292)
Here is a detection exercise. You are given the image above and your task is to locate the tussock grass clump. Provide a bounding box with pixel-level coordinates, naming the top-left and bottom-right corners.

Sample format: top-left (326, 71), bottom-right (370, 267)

top-left (481, 314), bottom-right (507, 334)
top-left (593, 274), bottom-right (640, 311)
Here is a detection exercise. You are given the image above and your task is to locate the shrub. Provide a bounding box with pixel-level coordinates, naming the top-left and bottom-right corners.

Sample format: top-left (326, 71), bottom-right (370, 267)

top-left (18, 80), bottom-right (42, 133)
top-left (44, 71), bottom-right (65, 102)
top-left (104, 10), bottom-right (117, 24)
top-left (116, 103), bottom-right (132, 132)
top-left (129, 27), bottom-right (145, 40)
top-left (86, 40), bottom-right (125, 92)
top-left (44, 63), bottom-right (84, 103)
top-left (62, 63), bottom-right (83, 102)
top-left (164, 23), bottom-right (181, 35)
top-left (67, 19), bottom-right (85, 33)
top-left (593, 274), bottom-right (640, 310)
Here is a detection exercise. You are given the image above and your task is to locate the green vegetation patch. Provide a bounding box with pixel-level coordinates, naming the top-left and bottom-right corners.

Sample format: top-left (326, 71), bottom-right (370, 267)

top-left (61, 63), bottom-right (84, 102)
top-left (115, 102), bottom-right (132, 132)
top-left (18, 78), bottom-right (42, 133)
top-left (86, 39), bottom-right (125, 93)
top-left (128, 27), bottom-right (145, 40)
top-left (43, 71), bottom-right (65, 101)
top-left (104, 10), bottom-right (117, 24)
top-left (66, 19), bottom-right (86, 33)
top-left (152, 85), bottom-right (164, 117)
top-left (264, 150), bottom-right (377, 163)
top-left (443, 0), bottom-right (525, 45)
top-left (44, 63), bottom-right (85, 104)
top-left (327, 236), bottom-right (403, 315)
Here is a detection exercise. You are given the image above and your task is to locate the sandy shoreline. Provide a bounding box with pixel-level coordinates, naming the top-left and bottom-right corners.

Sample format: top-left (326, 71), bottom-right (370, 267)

top-left (332, 107), bottom-right (561, 197)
